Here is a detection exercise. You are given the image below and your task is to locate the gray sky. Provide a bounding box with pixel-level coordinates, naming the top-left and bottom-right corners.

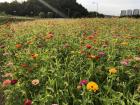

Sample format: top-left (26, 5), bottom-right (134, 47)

top-left (0, 0), bottom-right (140, 16)
top-left (77, 0), bottom-right (140, 16)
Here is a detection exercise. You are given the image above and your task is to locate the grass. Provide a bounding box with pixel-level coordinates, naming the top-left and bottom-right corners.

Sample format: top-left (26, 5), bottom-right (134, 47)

top-left (0, 18), bottom-right (140, 105)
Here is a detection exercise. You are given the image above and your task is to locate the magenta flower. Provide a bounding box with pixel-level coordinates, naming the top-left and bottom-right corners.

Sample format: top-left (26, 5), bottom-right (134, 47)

top-left (79, 80), bottom-right (88, 86)
top-left (11, 80), bottom-right (18, 85)
top-left (24, 99), bottom-right (32, 105)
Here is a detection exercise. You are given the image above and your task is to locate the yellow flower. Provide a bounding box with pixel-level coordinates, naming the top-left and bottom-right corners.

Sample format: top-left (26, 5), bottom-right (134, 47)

top-left (86, 82), bottom-right (99, 92)
top-left (109, 68), bottom-right (117, 74)
top-left (121, 42), bottom-right (128, 46)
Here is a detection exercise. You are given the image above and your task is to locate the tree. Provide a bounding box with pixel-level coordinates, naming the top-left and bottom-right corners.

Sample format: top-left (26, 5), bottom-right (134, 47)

top-left (0, 0), bottom-right (91, 18)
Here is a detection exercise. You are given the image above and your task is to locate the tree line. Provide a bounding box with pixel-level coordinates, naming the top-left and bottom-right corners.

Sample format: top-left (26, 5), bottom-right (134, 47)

top-left (0, 0), bottom-right (104, 18)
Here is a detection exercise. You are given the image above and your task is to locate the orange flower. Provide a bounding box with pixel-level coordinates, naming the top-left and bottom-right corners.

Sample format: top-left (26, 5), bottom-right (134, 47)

top-left (27, 41), bottom-right (33, 45)
top-left (87, 35), bottom-right (94, 40)
top-left (93, 40), bottom-right (97, 44)
top-left (21, 64), bottom-right (28, 68)
top-left (87, 54), bottom-right (96, 59)
top-left (109, 68), bottom-right (117, 74)
top-left (86, 81), bottom-right (99, 92)
top-left (2, 79), bottom-right (11, 87)
top-left (31, 54), bottom-right (38, 59)
top-left (32, 79), bottom-right (39, 86)
top-left (46, 32), bottom-right (54, 39)
top-left (16, 44), bottom-right (22, 49)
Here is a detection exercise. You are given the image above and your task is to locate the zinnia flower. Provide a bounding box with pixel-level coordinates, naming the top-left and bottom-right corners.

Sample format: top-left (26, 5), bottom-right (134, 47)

top-left (120, 59), bottom-right (129, 66)
top-left (16, 44), bottom-right (22, 49)
top-left (2, 79), bottom-right (11, 87)
top-left (86, 81), bottom-right (99, 92)
top-left (0, 45), bottom-right (5, 49)
top-left (3, 52), bottom-right (10, 56)
top-left (32, 79), bottom-right (39, 86)
top-left (6, 62), bottom-right (13, 67)
top-left (77, 85), bottom-right (82, 90)
top-left (109, 68), bottom-right (117, 74)
top-left (98, 52), bottom-right (105, 57)
top-left (3, 73), bottom-right (12, 78)
top-left (64, 43), bottom-right (70, 48)
top-left (31, 54), bottom-right (38, 59)
top-left (79, 80), bottom-right (88, 86)
top-left (95, 56), bottom-right (100, 60)
top-left (87, 54), bottom-right (96, 59)
top-left (121, 42), bottom-right (128, 46)
top-left (27, 41), bottom-right (33, 45)
top-left (134, 57), bottom-right (140, 61)
top-left (11, 80), bottom-right (18, 85)
top-left (87, 35), bottom-right (94, 40)
top-left (21, 64), bottom-right (28, 68)
top-left (24, 99), bottom-right (32, 105)
top-left (46, 32), bottom-right (54, 39)
top-left (86, 44), bottom-right (92, 49)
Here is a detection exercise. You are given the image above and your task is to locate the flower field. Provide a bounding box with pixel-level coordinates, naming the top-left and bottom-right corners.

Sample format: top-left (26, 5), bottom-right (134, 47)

top-left (0, 18), bottom-right (140, 105)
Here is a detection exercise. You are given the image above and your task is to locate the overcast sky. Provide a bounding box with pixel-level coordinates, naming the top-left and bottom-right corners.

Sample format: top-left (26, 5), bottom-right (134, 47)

top-left (0, 0), bottom-right (140, 16)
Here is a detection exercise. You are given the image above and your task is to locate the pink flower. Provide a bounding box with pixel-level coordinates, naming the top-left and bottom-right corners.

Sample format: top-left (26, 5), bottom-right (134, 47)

top-left (79, 80), bottom-right (88, 86)
top-left (120, 59), bottom-right (129, 66)
top-left (2, 79), bottom-right (11, 87)
top-left (98, 52), bottom-right (105, 57)
top-left (24, 99), bottom-right (32, 105)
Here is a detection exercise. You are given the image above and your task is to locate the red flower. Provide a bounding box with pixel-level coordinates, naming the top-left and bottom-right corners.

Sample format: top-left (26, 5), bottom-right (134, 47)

top-left (95, 56), bottom-right (100, 60)
top-left (24, 99), bottom-right (32, 105)
top-left (86, 44), bottom-right (92, 49)
top-left (11, 80), bottom-right (18, 85)
top-left (21, 64), bottom-right (28, 68)
top-left (87, 35), bottom-right (94, 40)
